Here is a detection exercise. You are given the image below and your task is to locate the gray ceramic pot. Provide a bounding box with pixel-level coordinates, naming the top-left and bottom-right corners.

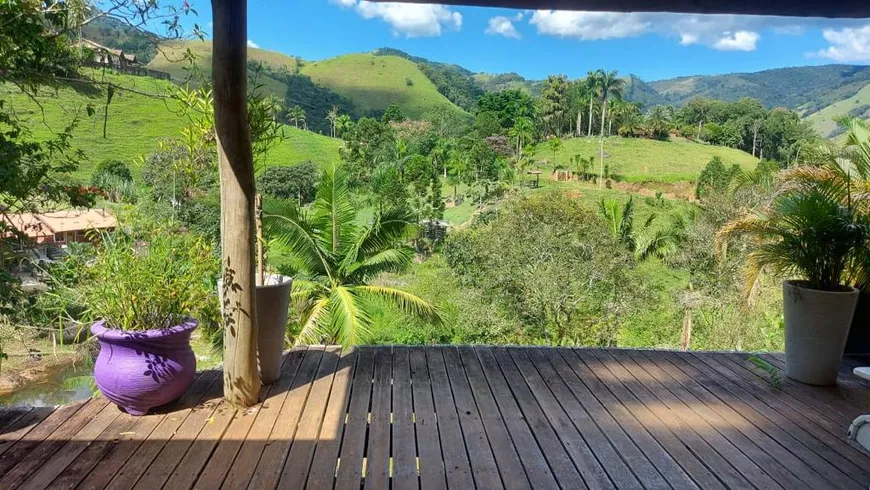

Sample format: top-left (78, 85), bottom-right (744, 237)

top-left (783, 280), bottom-right (859, 386)
top-left (218, 274), bottom-right (292, 384)
top-left (256, 274), bottom-right (293, 384)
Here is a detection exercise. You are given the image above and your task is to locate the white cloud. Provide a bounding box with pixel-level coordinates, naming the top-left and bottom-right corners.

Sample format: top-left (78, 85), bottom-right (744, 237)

top-left (713, 31), bottom-right (759, 51)
top-left (337, 1), bottom-right (461, 38)
top-left (529, 11), bottom-right (648, 40)
top-left (528, 11), bottom-right (867, 52)
top-left (247, 39), bottom-right (259, 48)
top-left (816, 25), bottom-right (870, 63)
top-left (486, 16), bottom-right (521, 39)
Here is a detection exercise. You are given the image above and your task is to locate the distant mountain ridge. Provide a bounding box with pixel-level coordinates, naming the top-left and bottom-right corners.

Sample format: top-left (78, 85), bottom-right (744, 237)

top-left (83, 22), bottom-right (870, 138)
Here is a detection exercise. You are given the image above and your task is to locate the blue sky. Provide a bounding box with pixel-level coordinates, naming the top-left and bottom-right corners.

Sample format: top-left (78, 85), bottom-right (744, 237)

top-left (184, 1), bottom-right (870, 81)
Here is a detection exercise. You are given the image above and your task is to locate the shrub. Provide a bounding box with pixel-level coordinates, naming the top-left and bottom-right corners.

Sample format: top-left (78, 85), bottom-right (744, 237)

top-left (81, 231), bottom-right (219, 331)
top-left (695, 157), bottom-right (739, 200)
top-left (91, 159), bottom-right (132, 185)
top-left (257, 161), bottom-right (320, 204)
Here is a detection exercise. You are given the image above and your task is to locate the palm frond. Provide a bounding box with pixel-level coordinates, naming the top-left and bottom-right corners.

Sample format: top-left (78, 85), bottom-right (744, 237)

top-left (294, 297), bottom-right (331, 345)
top-left (355, 285), bottom-right (442, 325)
top-left (341, 206), bottom-right (417, 273)
top-left (312, 162), bottom-right (357, 256)
top-left (262, 198), bottom-right (333, 279)
top-left (329, 285), bottom-right (374, 347)
top-left (345, 247), bottom-right (414, 284)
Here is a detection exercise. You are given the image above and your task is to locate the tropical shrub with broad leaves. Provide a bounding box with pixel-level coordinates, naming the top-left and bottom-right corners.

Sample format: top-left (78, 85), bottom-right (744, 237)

top-left (718, 117), bottom-right (870, 293)
top-left (263, 163), bottom-right (441, 346)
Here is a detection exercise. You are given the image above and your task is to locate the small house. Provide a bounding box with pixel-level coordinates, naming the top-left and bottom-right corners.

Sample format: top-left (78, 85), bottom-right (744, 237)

top-left (3, 208), bottom-right (117, 247)
top-left (74, 39), bottom-right (138, 69)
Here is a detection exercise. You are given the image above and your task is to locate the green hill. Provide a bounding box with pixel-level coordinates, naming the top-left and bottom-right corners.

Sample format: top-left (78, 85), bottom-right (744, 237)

top-left (650, 65), bottom-right (870, 111)
top-left (147, 40), bottom-right (297, 98)
top-left (532, 136), bottom-right (758, 183)
top-left (1, 70), bottom-right (342, 179)
top-left (300, 53), bottom-right (466, 119)
top-left (804, 82), bottom-right (870, 138)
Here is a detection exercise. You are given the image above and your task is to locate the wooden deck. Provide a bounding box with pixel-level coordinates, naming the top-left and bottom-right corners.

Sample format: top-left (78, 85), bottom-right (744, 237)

top-left (1, 347), bottom-right (870, 489)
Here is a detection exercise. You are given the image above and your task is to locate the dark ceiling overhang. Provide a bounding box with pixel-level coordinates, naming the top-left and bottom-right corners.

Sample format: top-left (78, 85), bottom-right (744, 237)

top-left (375, 0), bottom-right (870, 19)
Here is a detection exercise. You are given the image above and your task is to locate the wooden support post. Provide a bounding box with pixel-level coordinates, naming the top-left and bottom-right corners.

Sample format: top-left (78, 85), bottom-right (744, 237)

top-left (212, 0), bottom-right (261, 408)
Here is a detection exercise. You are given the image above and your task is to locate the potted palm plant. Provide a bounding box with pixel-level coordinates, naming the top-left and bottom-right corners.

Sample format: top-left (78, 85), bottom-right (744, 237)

top-left (84, 232), bottom-right (218, 415)
top-left (719, 162), bottom-right (868, 385)
top-left (263, 163), bottom-right (441, 345)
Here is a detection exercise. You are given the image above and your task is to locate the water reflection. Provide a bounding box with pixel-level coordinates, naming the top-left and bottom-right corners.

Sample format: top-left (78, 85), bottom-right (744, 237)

top-left (0, 365), bottom-right (95, 408)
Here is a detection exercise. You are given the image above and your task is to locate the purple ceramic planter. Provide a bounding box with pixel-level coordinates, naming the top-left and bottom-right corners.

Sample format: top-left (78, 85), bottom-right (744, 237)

top-left (91, 319), bottom-right (198, 416)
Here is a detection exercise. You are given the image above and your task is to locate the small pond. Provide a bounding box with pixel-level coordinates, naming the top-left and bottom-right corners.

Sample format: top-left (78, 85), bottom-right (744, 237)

top-left (0, 365), bottom-right (96, 408)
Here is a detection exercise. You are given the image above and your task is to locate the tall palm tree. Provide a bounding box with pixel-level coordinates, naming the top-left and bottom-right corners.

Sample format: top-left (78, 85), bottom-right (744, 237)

top-left (597, 70), bottom-right (625, 139)
top-left (596, 70), bottom-right (625, 188)
top-left (646, 105), bottom-right (672, 140)
top-left (288, 105), bottom-right (306, 129)
top-left (326, 105), bottom-right (339, 138)
top-left (509, 116), bottom-right (535, 159)
top-left (263, 163), bottom-right (441, 346)
top-left (585, 70), bottom-right (602, 137)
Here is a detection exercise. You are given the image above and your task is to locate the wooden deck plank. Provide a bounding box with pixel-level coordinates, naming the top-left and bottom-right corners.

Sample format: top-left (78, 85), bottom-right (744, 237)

top-left (6, 347), bottom-right (870, 490)
top-left (661, 350), bottom-right (867, 490)
top-left (462, 347), bottom-right (557, 490)
top-left (0, 407), bottom-right (53, 458)
top-left (712, 354), bottom-right (863, 446)
top-left (559, 349), bottom-right (719, 490)
top-left (633, 350), bottom-right (830, 490)
top-left (0, 408), bottom-right (31, 434)
top-left (333, 347), bottom-right (375, 490)
top-left (74, 369), bottom-right (220, 490)
top-left (582, 348), bottom-right (749, 489)
top-left (279, 346), bottom-right (342, 488)
top-left (0, 398), bottom-right (108, 489)
top-left (507, 348), bottom-right (623, 489)
top-left (436, 347), bottom-right (502, 489)
top-left (125, 370), bottom-right (227, 490)
top-left (483, 347), bottom-right (587, 490)
top-left (455, 347), bottom-right (536, 490)
top-left (248, 346), bottom-right (325, 489)
top-left (188, 366), bottom-right (280, 490)
top-left (362, 347), bottom-right (392, 490)
top-left (159, 394), bottom-right (237, 489)
top-left (607, 349), bottom-right (784, 490)
top-left (103, 370), bottom-right (222, 490)
top-left (529, 348), bottom-right (675, 490)
top-left (306, 348), bottom-right (357, 490)
top-left (738, 353), bottom-right (867, 426)
top-left (17, 401), bottom-right (121, 490)
top-left (0, 401), bottom-right (86, 469)
top-left (426, 347), bottom-right (477, 489)
top-left (46, 411), bottom-right (141, 490)
top-left (216, 347), bottom-right (307, 490)
top-left (390, 346), bottom-right (418, 490)
top-left (691, 352), bottom-right (870, 479)
top-left (758, 353), bottom-right (870, 418)
top-left (409, 347), bottom-right (447, 490)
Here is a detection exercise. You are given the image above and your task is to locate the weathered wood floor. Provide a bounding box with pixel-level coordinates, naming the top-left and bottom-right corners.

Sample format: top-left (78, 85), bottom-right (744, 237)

top-left (1, 347), bottom-right (870, 489)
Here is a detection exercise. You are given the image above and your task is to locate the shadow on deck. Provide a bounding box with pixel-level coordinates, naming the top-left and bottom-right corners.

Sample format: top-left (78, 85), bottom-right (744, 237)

top-left (1, 347), bottom-right (869, 489)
